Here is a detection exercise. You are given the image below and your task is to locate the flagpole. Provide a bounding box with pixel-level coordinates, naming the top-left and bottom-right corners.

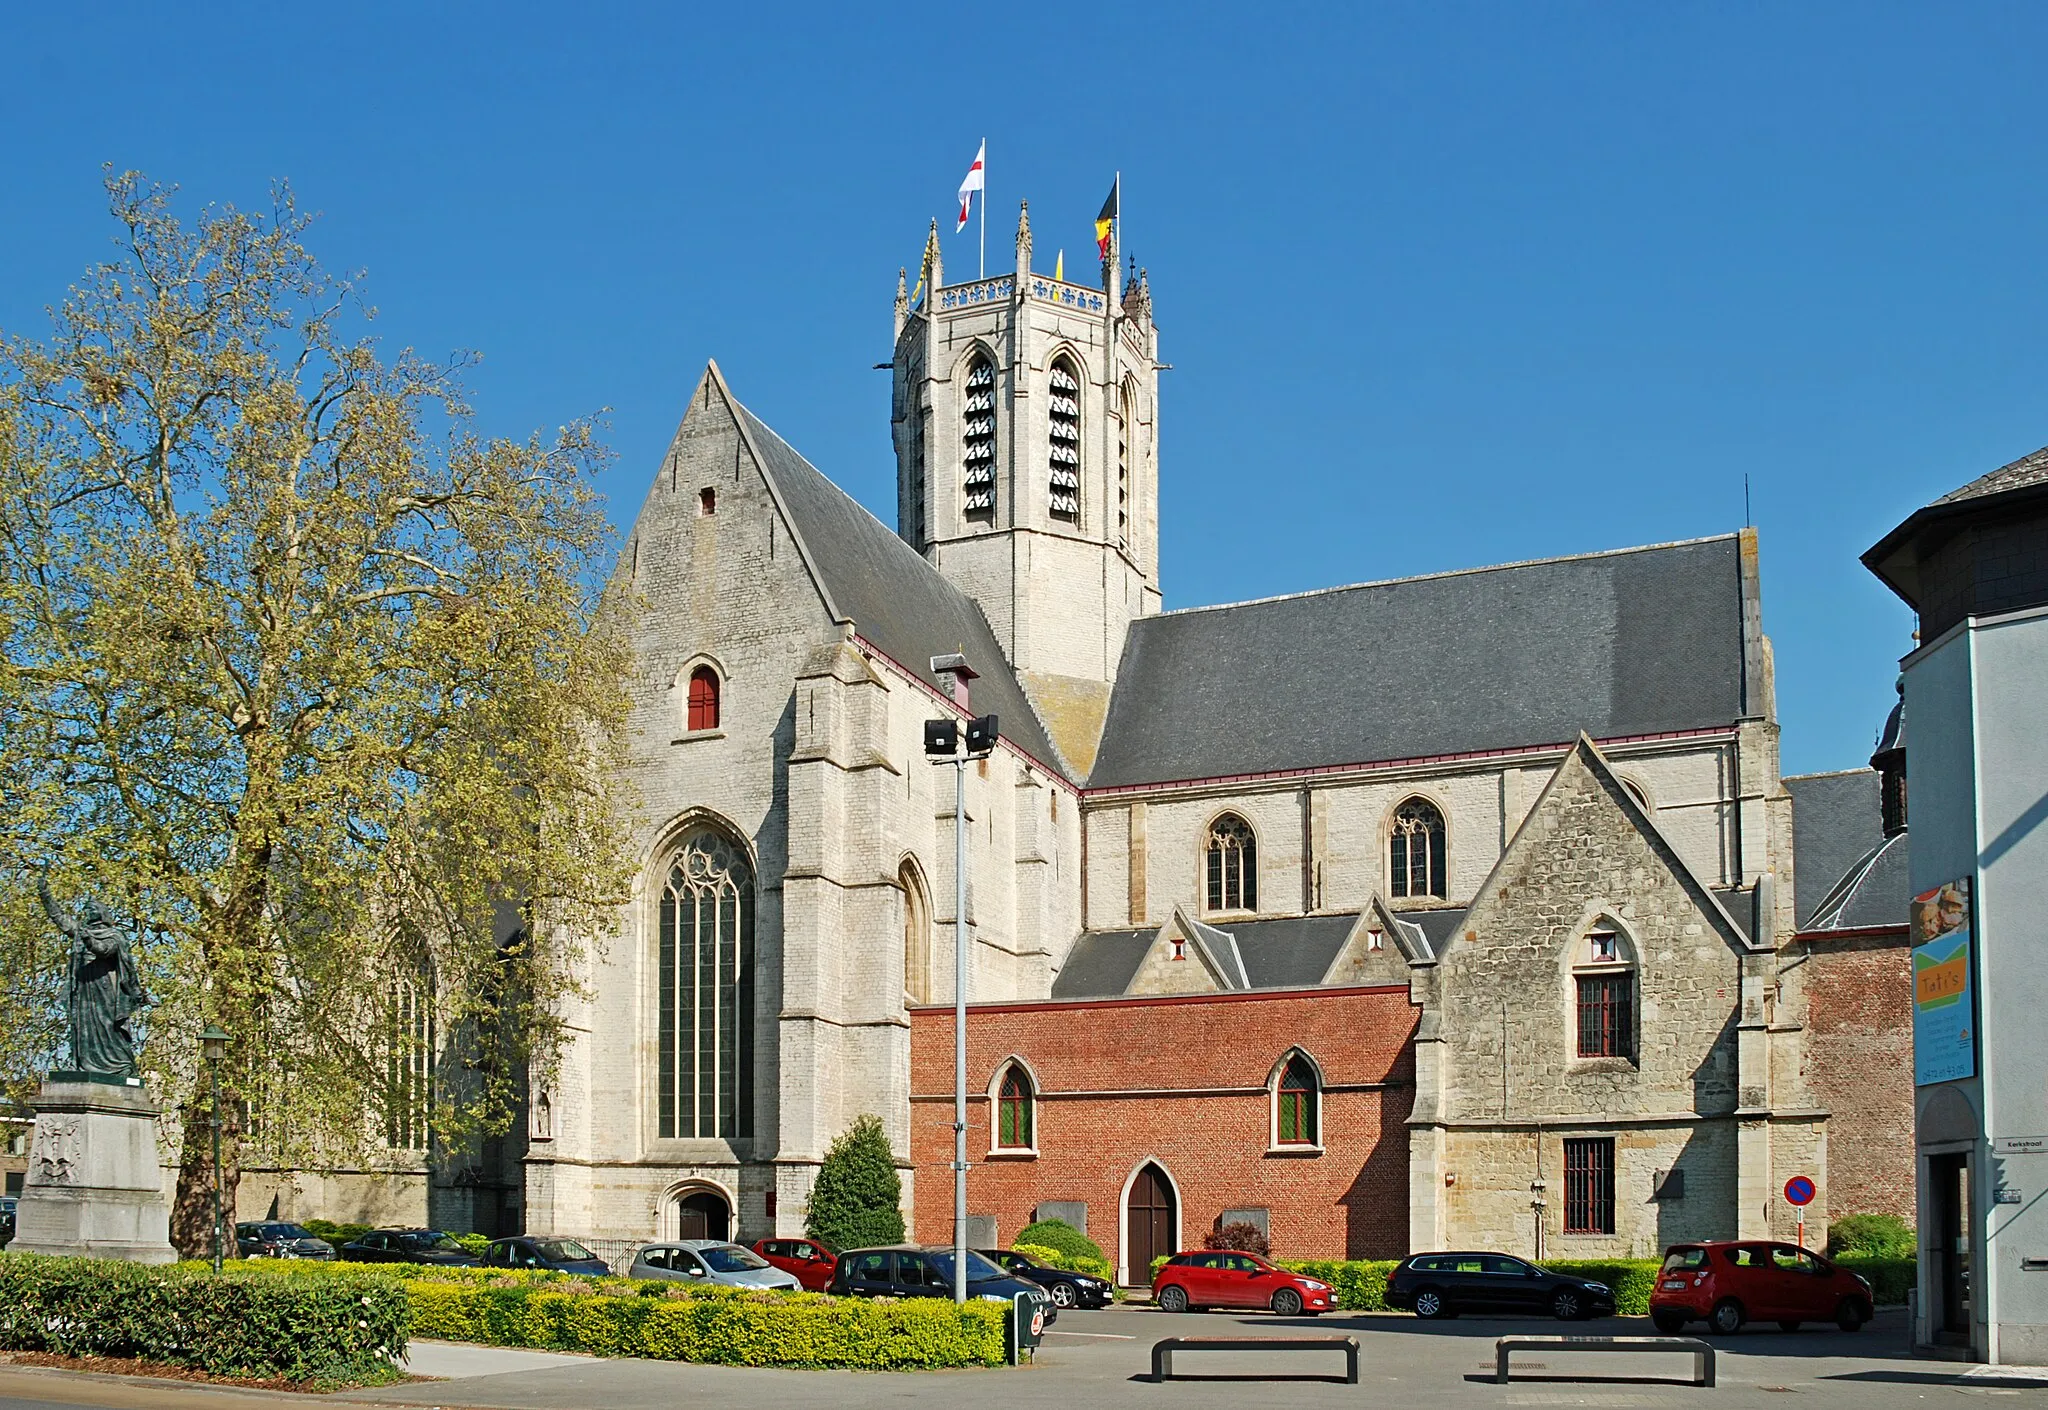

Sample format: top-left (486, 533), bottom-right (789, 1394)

top-left (979, 136), bottom-right (987, 280)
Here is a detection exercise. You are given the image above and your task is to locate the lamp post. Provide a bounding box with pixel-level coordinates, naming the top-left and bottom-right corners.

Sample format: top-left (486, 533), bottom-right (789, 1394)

top-left (924, 659), bottom-right (998, 1307)
top-left (200, 1025), bottom-right (230, 1273)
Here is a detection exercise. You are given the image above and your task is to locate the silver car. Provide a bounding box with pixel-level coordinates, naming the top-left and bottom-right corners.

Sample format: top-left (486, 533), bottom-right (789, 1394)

top-left (629, 1239), bottom-right (801, 1291)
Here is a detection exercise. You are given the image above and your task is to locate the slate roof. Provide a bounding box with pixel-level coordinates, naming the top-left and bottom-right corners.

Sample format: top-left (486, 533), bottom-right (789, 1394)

top-left (1863, 443), bottom-right (2048, 607)
top-left (1088, 536), bottom-right (1753, 789)
top-left (1802, 832), bottom-right (1911, 934)
top-left (1932, 444), bottom-right (2048, 505)
top-left (1049, 912), bottom-right (1381, 1000)
top-left (1785, 770), bottom-right (1886, 928)
top-left (725, 391), bottom-right (1066, 775)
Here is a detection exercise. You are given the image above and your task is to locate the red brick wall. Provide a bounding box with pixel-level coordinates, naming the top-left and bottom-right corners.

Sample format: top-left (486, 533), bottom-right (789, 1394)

top-left (1799, 929), bottom-right (1914, 1223)
top-left (909, 986), bottom-right (1417, 1280)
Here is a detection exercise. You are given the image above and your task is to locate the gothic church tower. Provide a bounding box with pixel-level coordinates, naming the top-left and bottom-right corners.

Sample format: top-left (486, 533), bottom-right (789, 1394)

top-left (891, 201), bottom-right (1162, 775)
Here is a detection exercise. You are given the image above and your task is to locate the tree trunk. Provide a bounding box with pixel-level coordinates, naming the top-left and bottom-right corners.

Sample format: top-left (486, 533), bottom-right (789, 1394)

top-left (169, 1090), bottom-right (242, 1259)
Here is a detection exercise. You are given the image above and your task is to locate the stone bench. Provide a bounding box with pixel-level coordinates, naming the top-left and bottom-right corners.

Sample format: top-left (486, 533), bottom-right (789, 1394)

top-left (1496, 1334), bottom-right (1715, 1387)
top-left (1151, 1335), bottom-right (1360, 1384)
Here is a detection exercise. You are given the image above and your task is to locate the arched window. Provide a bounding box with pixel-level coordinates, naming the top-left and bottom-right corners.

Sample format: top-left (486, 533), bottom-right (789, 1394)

top-left (996, 1065), bottom-right (1035, 1151)
top-left (1574, 927), bottom-right (1636, 1061)
top-left (1047, 356), bottom-right (1081, 522)
top-left (901, 861), bottom-right (931, 1005)
top-left (1389, 798), bottom-right (1447, 899)
top-left (1275, 1054), bottom-right (1319, 1147)
top-left (686, 666), bottom-right (721, 732)
top-left (962, 354), bottom-right (997, 521)
top-left (1206, 814), bottom-right (1257, 913)
top-left (1116, 381), bottom-right (1133, 549)
top-left (658, 829), bottom-right (755, 1139)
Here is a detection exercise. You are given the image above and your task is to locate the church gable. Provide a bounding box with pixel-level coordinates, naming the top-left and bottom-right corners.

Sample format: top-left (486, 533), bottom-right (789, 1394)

top-left (1434, 736), bottom-right (1752, 1122)
top-left (1320, 899), bottom-right (1432, 987)
top-left (1125, 909), bottom-right (1246, 996)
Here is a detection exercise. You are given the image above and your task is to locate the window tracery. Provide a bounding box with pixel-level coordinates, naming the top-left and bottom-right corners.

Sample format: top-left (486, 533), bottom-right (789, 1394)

top-left (658, 830), bottom-right (755, 1139)
top-left (1389, 798), bottom-right (1447, 899)
top-left (1205, 814), bottom-right (1257, 912)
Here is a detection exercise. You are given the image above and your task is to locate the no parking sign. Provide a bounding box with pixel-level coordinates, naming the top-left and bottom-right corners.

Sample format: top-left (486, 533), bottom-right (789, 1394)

top-left (1784, 1175), bottom-right (1816, 1207)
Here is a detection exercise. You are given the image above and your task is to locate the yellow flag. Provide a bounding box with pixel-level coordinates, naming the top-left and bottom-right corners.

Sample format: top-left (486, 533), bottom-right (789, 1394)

top-left (1053, 249), bottom-right (1064, 282)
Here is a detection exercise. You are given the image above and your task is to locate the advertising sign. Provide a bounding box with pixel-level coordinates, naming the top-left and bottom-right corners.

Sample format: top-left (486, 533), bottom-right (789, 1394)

top-left (1911, 878), bottom-right (1976, 1086)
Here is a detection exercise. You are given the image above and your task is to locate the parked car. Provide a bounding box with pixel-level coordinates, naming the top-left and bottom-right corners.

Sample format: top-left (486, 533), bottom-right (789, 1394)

top-left (629, 1239), bottom-right (801, 1291)
top-left (1385, 1251), bottom-right (1615, 1320)
top-left (0, 1195), bottom-right (16, 1246)
top-left (978, 1248), bottom-right (1113, 1309)
top-left (235, 1221), bottom-right (335, 1260)
top-left (482, 1236), bottom-right (610, 1276)
top-left (1152, 1250), bottom-right (1333, 1316)
top-left (1650, 1241), bottom-right (1874, 1334)
top-left (752, 1237), bottom-right (838, 1291)
top-left (828, 1245), bottom-right (1057, 1326)
top-left (336, 1228), bottom-right (482, 1267)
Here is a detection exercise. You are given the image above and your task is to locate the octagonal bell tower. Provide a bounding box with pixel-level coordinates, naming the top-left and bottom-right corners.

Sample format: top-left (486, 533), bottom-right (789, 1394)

top-left (890, 200), bottom-right (1162, 775)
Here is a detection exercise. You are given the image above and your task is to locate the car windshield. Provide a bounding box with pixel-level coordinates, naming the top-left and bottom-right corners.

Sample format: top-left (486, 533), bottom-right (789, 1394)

top-left (698, 1244), bottom-right (770, 1272)
top-left (536, 1239), bottom-right (595, 1262)
top-left (259, 1223), bottom-right (311, 1240)
top-left (1662, 1247), bottom-right (1708, 1272)
top-left (405, 1233), bottom-right (465, 1252)
top-left (929, 1250), bottom-right (1009, 1283)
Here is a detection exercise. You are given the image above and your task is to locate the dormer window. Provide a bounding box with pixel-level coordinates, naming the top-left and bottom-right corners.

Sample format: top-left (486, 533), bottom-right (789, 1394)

top-left (1047, 357), bottom-right (1081, 522)
top-left (963, 355), bottom-right (997, 522)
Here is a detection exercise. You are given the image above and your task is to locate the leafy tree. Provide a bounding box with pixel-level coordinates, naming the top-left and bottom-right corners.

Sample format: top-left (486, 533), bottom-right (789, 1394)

top-left (0, 171), bottom-right (636, 1253)
top-left (805, 1114), bottom-right (905, 1251)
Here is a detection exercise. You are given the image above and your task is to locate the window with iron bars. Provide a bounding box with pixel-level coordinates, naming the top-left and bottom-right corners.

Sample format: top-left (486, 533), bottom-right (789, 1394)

top-left (1563, 1137), bottom-right (1615, 1234)
top-left (1575, 970), bottom-right (1634, 1059)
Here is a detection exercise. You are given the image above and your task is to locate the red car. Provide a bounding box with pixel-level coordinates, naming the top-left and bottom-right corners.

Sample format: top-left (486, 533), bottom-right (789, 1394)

top-left (752, 1237), bottom-right (837, 1291)
top-left (1152, 1250), bottom-right (1333, 1316)
top-left (1651, 1241), bottom-right (1874, 1334)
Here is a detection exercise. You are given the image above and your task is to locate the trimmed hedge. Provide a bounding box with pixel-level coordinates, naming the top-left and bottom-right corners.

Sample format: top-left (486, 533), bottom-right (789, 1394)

top-left (1827, 1214), bottom-right (1915, 1260)
top-left (1014, 1218), bottom-right (1105, 1267)
top-left (1014, 1241), bottom-right (1114, 1282)
top-left (1837, 1254), bottom-right (1915, 1307)
top-left (1273, 1255), bottom-right (1918, 1314)
top-left (0, 1253), bottom-right (405, 1382)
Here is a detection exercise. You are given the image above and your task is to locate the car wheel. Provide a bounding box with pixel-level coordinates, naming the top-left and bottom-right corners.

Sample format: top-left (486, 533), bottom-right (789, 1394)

top-left (1551, 1289), bottom-right (1584, 1321)
top-left (1652, 1310), bottom-right (1687, 1334)
top-left (1272, 1288), bottom-right (1304, 1317)
top-left (1836, 1299), bottom-right (1868, 1333)
top-left (1777, 1320), bottom-right (1801, 1332)
top-left (1413, 1287), bottom-right (1451, 1320)
top-left (1710, 1298), bottom-right (1746, 1335)
top-left (1050, 1282), bottom-right (1077, 1309)
top-left (1158, 1284), bottom-right (1190, 1314)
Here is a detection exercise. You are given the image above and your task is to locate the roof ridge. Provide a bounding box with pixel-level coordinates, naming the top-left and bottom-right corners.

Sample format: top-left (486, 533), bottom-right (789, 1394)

top-left (1784, 767), bottom-right (1876, 782)
top-left (1152, 532), bottom-right (1744, 620)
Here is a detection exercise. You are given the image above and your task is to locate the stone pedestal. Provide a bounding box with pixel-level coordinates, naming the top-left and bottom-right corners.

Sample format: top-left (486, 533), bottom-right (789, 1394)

top-left (12, 1075), bottom-right (177, 1263)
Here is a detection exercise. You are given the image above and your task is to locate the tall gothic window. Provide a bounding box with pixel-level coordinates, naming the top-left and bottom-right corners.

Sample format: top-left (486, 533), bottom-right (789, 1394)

top-left (383, 974), bottom-right (433, 1151)
top-left (962, 355), bottom-right (997, 521)
top-left (1047, 356), bottom-right (1081, 522)
top-left (1275, 1053), bottom-right (1319, 1146)
top-left (901, 860), bottom-right (931, 1005)
top-left (996, 1065), bottom-right (1034, 1150)
top-left (1389, 798), bottom-right (1447, 899)
top-left (658, 830), bottom-right (755, 1140)
top-left (1205, 813), bottom-right (1257, 913)
top-left (1116, 381), bottom-right (1133, 549)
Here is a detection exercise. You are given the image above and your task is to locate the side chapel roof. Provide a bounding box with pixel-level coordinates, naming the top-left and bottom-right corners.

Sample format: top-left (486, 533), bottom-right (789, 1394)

top-left (1783, 769), bottom-right (1886, 928)
top-left (1088, 534), bottom-right (1756, 788)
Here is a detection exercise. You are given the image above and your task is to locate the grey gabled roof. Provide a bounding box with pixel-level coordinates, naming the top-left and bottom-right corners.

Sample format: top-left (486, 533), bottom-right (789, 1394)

top-left (1088, 535), bottom-right (1752, 788)
top-left (1049, 913), bottom-right (1367, 1000)
top-left (1785, 770), bottom-right (1885, 927)
top-left (1803, 831), bottom-right (1911, 934)
top-left (722, 383), bottom-right (1066, 776)
top-left (1933, 444), bottom-right (2048, 505)
top-left (1049, 928), bottom-right (1152, 999)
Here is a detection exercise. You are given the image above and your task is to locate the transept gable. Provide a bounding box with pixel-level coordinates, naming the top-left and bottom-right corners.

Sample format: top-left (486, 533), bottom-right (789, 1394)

top-left (1320, 898), bottom-right (1435, 987)
top-left (1124, 907), bottom-right (1247, 996)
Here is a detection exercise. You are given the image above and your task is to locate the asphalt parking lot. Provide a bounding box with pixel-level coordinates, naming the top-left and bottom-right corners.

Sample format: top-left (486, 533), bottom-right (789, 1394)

top-left (2, 1303), bottom-right (2041, 1410)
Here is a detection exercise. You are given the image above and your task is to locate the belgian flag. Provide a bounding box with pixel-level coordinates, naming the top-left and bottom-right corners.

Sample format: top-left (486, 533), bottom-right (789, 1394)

top-left (1095, 177), bottom-right (1119, 259)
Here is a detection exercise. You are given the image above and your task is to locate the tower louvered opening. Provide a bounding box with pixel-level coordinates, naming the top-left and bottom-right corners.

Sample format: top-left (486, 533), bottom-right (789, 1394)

top-left (962, 356), bottom-right (997, 521)
top-left (1048, 357), bottom-right (1080, 522)
top-left (1117, 382), bottom-right (1132, 549)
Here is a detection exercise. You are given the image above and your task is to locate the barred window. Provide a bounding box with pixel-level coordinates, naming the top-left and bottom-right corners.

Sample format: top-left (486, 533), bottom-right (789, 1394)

top-left (1389, 798), bottom-right (1447, 899)
top-left (1576, 971), bottom-right (1634, 1059)
top-left (658, 830), bottom-right (755, 1140)
top-left (1205, 814), bottom-right (1257, 912)
top-left (962, 355), bottom-right (997, 521)
top-left (1276, 1055), bottom-right (1318, 1146)
top-left (1047, 356), bottom-right (1080, 521)
top-left (996, 1066), bottom-right (1034, 1150)
top-left (1564, 1137), bottom-right (1616, 1234)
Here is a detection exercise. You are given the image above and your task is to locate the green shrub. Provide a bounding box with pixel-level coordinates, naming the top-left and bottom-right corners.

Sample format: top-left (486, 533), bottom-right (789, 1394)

top-left (1014, 1218), bottom-right (1105, 1266)
top-left (1539, 1260), bottom-right (1661, 1316)
top-left (302, 1220), bottom-right (372, 1247)
top-left (0, 1254), bottom-right (405, 1382)
top-left (1283, 1259), bottom-right (1399, 1310)
top-left (452, 1232), bottom-right (492, 1258)
top-left (1826, 1214), bottom-right (1915, 1260)
top-left (1204, 1221), bottom-right (1271, 1256)
top-left (805, 1114), bottom-right (905, 1252)
top-left (1012, 1241), bottom-right (1113, 1281)
top-left (1836, 1254), bottom-right (1915, 1306)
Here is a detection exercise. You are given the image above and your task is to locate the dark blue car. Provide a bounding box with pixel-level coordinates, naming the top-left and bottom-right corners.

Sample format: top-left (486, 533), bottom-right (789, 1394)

top-left (483, 1235), bottom-right (610, 1275)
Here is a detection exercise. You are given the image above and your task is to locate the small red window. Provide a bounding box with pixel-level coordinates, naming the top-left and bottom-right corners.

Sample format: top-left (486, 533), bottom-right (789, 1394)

top-left (687, 667), bottom-right (720, 731)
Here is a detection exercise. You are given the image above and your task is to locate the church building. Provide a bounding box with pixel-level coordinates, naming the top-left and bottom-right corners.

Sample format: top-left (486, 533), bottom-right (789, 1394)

top-left (509, 197), bottom-right (1914, 1276)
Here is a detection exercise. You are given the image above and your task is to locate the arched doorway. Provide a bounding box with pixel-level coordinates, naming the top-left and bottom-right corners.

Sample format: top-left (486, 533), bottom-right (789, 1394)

top-left (671, 1188), bottom-right (731, 1242)
top-left (1123, 1162), bottom-right (1178, 1286)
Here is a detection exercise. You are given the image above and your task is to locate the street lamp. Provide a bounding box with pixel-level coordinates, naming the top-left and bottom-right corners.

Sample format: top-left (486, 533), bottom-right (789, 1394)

top-left (200, 1025), bottom-right (230, 1273)
top-left (925, 661), bottom-right (998, 1307)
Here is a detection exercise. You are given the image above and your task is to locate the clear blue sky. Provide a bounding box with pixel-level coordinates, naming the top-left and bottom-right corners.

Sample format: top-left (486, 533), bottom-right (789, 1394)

top-left (5, 2), bottom-right (2042, 776)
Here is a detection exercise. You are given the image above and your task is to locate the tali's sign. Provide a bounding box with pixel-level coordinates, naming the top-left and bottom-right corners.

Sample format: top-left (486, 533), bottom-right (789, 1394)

top-left (1911, 879), bottom-right (1976, 1087)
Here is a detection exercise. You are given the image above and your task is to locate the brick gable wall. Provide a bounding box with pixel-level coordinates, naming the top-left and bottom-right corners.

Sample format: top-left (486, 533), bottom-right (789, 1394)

top-left (1798, 930), bottom-right (1914, 1222)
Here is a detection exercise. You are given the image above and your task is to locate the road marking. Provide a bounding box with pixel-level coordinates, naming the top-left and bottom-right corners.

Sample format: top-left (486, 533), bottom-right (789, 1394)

top-left (1043, 1330), bottom-right (1137, 1339)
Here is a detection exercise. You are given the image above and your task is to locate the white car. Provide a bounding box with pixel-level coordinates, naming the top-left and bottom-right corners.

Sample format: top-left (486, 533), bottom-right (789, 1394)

top-left (629, 1239), bottom-right (802, 1291)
